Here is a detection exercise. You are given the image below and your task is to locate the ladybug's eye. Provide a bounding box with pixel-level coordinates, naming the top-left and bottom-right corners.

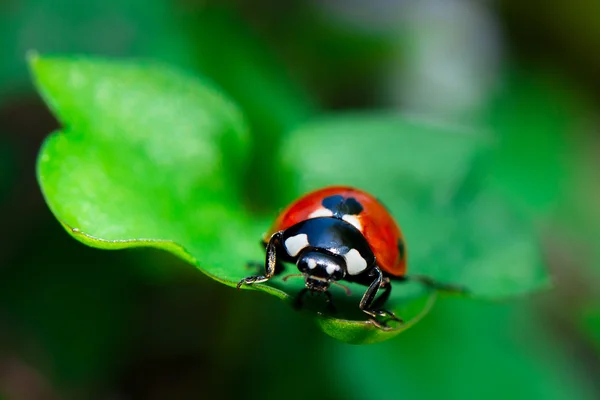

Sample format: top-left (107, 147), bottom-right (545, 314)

top-left (297, 256), bottom-right (315, 273)
top-left (330, 267), bottom-right (345, 281)
top-left (297, 250), bottom-right (345, 280)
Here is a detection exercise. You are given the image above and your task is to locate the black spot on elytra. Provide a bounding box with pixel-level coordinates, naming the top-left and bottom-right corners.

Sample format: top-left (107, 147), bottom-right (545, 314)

top-left (322, 195), bottom-right (364, 218)
top-left (397, 240), bottom-right (405, 259)
top-left (321, 195), bottom-right (344, 212)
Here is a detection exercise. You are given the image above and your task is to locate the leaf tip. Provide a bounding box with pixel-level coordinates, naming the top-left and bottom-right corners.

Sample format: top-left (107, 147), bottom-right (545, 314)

top-left (26, 50), bottom-right (44, 76)
top-left (27, 51), bottom-right (53, 96)
top-left (26, 49), bottom-right (40, 64)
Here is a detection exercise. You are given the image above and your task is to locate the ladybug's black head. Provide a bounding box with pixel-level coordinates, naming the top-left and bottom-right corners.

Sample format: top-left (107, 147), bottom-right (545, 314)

top-left (297, 250), bottom-right (346, 292)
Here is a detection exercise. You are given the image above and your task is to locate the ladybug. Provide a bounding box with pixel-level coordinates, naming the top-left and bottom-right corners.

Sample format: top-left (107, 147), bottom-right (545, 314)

top-left (237, 186), bottom-right (420, 328)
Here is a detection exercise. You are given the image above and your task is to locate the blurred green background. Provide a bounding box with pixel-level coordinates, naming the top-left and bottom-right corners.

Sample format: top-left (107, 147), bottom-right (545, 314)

top-left (1, 0), bottom-right (600, 399)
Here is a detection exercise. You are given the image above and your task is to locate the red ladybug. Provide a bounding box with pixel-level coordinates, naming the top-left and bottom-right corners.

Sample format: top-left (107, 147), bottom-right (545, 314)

top-left (237, 186), bottom-right (411, 328)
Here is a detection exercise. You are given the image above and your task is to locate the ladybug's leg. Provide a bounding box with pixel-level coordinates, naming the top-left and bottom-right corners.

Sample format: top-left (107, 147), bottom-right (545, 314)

top-left (359, 267), bottom-right (403, 329)
top-left (293, 288), bottom-right (337, 314)
top-left (237, 231), bottom-right (283, 288)
top-left (324, 290), bottom-right (337, 314)
top-left (371, 277), bottom-right (392, 310)
top-left (292, 288), bottom-right (309, 310)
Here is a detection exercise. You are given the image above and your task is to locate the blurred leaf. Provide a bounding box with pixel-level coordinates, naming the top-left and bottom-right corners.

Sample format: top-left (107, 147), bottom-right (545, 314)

top-left (257, 3), bottom-right (395, 107)
top-left (0, 135), bottom-right (16, 201)
top-left (482, 70), bottom-right (582, 217)
top-left (187, 7), bottom-right (315, 137)
top-left (0, 0), bottom-right (194, 98)
top-left (580, 306), bottom-right (600, 353)
top-left (183, 6), bottom-right (317, 209)
top-left (333, 298), bottom-right (597, 400)
top-left (32, 56), bottom-right (547, 344)
top-left (280, 114), bottom-right (548, 298)
top-left (0, 223), bottom-right (135, 386)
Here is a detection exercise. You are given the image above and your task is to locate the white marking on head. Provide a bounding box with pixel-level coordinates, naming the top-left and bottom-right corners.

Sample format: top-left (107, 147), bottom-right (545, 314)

top-left (284, 234), bottom-right (309, 257)
top-left (308, 208), bottom-right (333, 219)
top-left (307, 258), bottom-right (317, 269)
top-left (344, 249), bottom-right (367, 275)
top-left (342, 214), bottom-right (362, 231)
top-left (326, 264), bottom-right (339, 276)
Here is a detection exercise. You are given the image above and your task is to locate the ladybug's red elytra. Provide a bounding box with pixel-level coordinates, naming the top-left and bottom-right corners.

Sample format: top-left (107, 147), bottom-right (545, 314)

top-left (237, 186), bottom-right (458, 329)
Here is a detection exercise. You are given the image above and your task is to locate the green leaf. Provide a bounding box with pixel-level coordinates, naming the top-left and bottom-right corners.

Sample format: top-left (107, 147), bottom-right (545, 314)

top-left (32, 54), bottom-right (266, 289)
top-left (315, 287), bottom-right (438, 344)
top-left (32, 55), bottom-right (547, 344)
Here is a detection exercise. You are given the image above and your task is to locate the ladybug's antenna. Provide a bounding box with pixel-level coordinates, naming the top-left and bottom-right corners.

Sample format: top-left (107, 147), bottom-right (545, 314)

top-left (331, 281), bottom-right (352, 296)
top-left (282, 274), bottom-right (352, 296)
top-left (282, 274), bottom-right (303, 282)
